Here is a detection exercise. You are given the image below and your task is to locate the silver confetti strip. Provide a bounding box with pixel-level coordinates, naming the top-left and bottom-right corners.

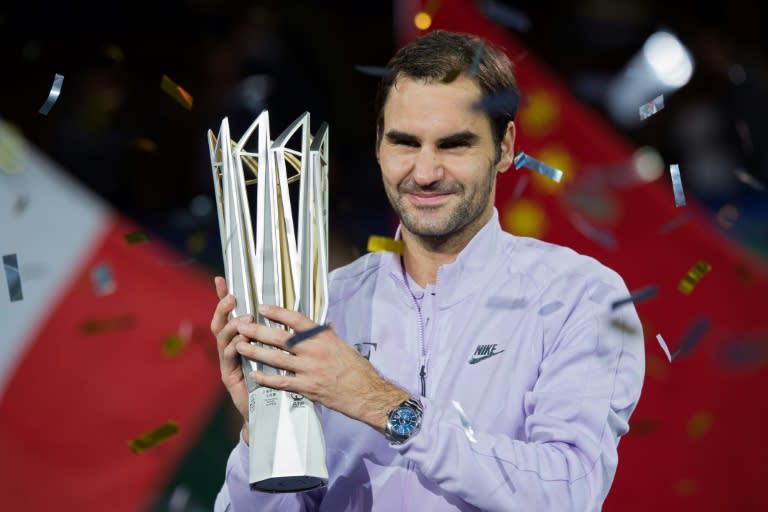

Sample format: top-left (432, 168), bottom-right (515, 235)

top-left (451, 400), bottom-right (477, 443)
top-left (354, 65), bottom-right (393, 77)
top-left (511, 174), bottom-right (528, 198)
top-left (538, 300), bottom-right (563, 316)
top-left (286, 323), bottom-right (332, 348)
top-left (468, 41), bottom-right (486, 77)
top-left (733, 168), bottom-right (766, 192)
top-left (3, 253), bottom-right (23, 302)
top-left (639, 95), bottom-right (665, 121)
top-left (514, 152), bottom-right (563, 183)
top-left (673, 318), bottom-right (711, 360)
top-left (656, 334), bottom-right (672, 363)
top-left (90, 262), bottom-right (116, 296)
top-left (486, 297), bottom-right (528, 310)
top-left (568, 213), bottom-right (617, 250)
top-left (611, 285), bottom-right (658, 310)
top-left (658, 211), bottom-right (693, 234)
top-left (669, 164), bottom-right (686, 207)
top-left (38, 73), bottom-right (64, 115)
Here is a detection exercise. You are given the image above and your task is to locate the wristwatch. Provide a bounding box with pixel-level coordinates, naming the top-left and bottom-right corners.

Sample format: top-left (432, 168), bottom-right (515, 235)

top-left (384, 397), bottom-right (424, 444)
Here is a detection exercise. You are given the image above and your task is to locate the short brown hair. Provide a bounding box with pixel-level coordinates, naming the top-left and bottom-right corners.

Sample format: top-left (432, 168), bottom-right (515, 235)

top-left (375, 30), bottom-right (518, 152)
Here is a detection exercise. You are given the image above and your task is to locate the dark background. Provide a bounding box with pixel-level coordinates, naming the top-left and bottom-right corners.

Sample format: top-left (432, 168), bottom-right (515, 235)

top-left (1, 0), bottom-right (766, 509)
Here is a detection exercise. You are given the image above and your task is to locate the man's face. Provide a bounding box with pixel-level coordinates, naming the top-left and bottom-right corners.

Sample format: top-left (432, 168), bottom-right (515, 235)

top-left (377, 75), bottom-right (511, 240)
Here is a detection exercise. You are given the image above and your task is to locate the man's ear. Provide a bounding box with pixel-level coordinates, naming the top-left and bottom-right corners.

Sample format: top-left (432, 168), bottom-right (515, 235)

top-left (496, 121), bottom-right (516, 174)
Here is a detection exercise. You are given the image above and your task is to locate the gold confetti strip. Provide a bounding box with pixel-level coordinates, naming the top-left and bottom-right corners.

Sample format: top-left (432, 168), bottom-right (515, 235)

top-left (673, 479), bottom-right (697, 497)
top-left (160, 74), bottom-right (194, 111)
top-left (610, 318), bottom-right (638, 335)
top-left (688, 410), bottom-right (713, 439)
top-left (0, 121), bottom-right (27, 173)
top-left (678, 260), bottom-right (712, 295)
top-left (367, 235), bottom-right (404, 255)
top-left (162, 334), bottom-right (186, 358)
top-left (102, 44), bottom-right (125, 63)
top-left (128, 420), bottom-right (179, 454)
top-left (124, 231), bottom-right (150, 245)
top-left (80, 314), bottom-right (136, 335)
top-left (130, 137), bottom-right (158, 152)
top-left (629, 417), bottom-right (657, 436)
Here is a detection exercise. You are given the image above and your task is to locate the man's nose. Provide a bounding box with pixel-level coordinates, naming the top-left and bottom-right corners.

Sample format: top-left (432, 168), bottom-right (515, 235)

top-left (411, 147), bottom-right (444, 186)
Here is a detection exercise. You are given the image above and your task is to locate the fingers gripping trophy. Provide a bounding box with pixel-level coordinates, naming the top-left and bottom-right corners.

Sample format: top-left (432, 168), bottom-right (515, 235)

top-left (207, 111), bottom-right (329, 492)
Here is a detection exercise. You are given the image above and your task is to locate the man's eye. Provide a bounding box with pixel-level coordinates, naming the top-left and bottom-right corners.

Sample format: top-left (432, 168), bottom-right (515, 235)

top-left (396, 140), bottom-right (419, 147)
top-left (440, 142), bottom-right (469, 149)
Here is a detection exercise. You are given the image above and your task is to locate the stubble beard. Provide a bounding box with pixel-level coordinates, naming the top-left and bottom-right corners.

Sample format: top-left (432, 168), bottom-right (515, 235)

top-left (386, 164), bottom-right (496, 245)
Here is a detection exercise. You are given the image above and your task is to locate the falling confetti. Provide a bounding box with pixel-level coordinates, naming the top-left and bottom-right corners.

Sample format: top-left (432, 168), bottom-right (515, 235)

top-left (638, 94), bottom-right (665, 121)
top-left (451, 400), bottom-right (477, 443)
top-left (130, 137), bottom-right (158, 152)
top-left (688, 410), bottom-right (713, 439)
top-left (716, 204), bottom-right (739, 229)
top-left (482, 1), bottom-right (531, 31)
top-left (160, 74), bottom-right (194, 111)
top-left (538, 300), bottom-right (563, 316)
top-left (486, 297), bottom-right (528, 309)
top-left (90, 263), bottom-right (116, 296)
top-left (717, 334), bottom-right (768, 369)
top-left (511, 174), bottom-right (528, 198)
top-left (568, 213), bottom-right (617, 249)
top-left (673, 479), bottom-right (697, 497)
top-left (611, 285), bottom-right (657, 310)
top-left (733, 168), bottom-right (766, 192)
top-left (514, 151), bottom-right (563, 183)
top-left (38, 73), bottom-right (64, 115)
top-left (102, 44), bottom-right (125, 63)
top-left (655, 334), bottom-right (672, 363)
top-left (467, 40), bottom-right (486, 77)
top-left (658, 211), bottom-right (693, 234)
top-left (3, 253), bottom-right (24, 302)
top-left (354, 65), bottom-right (394, 77)
top-left (286, 323), bottom-right (332, 348)
top-left (672, 318), bottom-right (711, 360)
top-left (128, 420), bottom-right (179, 454)
top-left (629, 417), bottom-right (658, 436)
top-left (367, 235), bottom-right (404, 255)
top-left (80, 314), bottom-right (136, 335)
top-left (669, 164), bottom-right (686, 207)
top-left (162, 334), bottom-right (186, 358)
top-left (610, 318), bottom-right (638, 335)
top-left (124, 231), bottom-right (150, 245)
top-left (678, 260), bottom-right (712, 295)
top-left (473, 89), bottom-right (521, 120)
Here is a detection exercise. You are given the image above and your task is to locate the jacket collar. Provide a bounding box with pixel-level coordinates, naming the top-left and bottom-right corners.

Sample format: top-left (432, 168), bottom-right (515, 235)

top-left (386, 209), bottom-right (509, 309)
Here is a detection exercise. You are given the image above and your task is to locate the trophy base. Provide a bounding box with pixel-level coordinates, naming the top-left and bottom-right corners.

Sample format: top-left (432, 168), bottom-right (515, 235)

top-left (251, 475), bottom-right (327, 493)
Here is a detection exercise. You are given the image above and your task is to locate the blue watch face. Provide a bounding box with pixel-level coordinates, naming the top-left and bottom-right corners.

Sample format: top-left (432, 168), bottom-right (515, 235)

top-left (391, 407), bottom-right (419, 436)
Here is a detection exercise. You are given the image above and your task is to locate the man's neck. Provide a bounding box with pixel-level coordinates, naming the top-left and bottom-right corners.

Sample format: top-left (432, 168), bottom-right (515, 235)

top-left (401, 208), bottom-right (493, 288)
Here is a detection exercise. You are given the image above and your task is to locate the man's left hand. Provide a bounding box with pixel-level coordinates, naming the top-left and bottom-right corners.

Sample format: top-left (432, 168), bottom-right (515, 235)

top-left (235, 304), bottom-right (409, 432)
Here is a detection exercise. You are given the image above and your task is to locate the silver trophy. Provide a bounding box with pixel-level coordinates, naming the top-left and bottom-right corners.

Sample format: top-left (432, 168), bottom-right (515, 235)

top-left (207, 111), bottom-right (329, 492)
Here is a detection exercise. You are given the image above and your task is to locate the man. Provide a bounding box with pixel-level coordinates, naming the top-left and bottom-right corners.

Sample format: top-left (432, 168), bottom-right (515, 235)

top-left (211, 30), bottom-right (644, 511)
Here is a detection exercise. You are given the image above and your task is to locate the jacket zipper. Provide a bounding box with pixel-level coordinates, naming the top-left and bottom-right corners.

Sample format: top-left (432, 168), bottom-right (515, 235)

top-left (393, 275), bottom-right (427, 396)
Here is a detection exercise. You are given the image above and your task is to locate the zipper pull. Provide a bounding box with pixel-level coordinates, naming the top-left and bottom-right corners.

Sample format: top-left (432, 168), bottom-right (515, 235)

top-left (419, 365), bottom-right (426, 397)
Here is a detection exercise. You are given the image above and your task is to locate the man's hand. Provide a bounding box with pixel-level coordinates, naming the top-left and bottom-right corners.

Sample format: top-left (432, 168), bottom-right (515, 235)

top-left (210, 276), bottom-right (253, 442)
top-left (235, 304), bottom-right (409, 432)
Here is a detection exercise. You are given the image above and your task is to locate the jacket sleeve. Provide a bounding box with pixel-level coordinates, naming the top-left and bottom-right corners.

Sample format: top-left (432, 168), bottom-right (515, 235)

top-left (214, 437), bottom-right (326, 512)
top-left (394, 270), bottom-right (645, 511)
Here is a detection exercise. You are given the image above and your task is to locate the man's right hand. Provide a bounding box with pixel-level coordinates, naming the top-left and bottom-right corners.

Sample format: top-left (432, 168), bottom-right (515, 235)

top-left (211, 276), bottom-right (253, 442)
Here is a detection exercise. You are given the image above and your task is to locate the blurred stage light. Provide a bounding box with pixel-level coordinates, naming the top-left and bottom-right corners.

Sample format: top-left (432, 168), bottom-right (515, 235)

top-left (642, 31), bottom-right (694, 88)
top-left (607, 31), bottom-right (694, 128)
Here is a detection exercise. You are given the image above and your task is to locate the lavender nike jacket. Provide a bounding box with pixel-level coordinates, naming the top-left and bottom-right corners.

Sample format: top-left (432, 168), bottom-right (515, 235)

top-left (215, 210), bottom-right (645, 511)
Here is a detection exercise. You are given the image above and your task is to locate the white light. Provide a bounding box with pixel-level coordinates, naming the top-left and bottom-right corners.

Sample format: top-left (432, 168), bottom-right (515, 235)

top-left (632, 146), bottom-right (664, 182)
top-left (642, 31), bottom-right (694, 88)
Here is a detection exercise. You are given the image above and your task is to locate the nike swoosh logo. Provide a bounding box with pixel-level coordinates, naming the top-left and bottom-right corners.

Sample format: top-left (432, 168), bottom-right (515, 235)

top-left (468, 350), bottom-right (505, 365)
